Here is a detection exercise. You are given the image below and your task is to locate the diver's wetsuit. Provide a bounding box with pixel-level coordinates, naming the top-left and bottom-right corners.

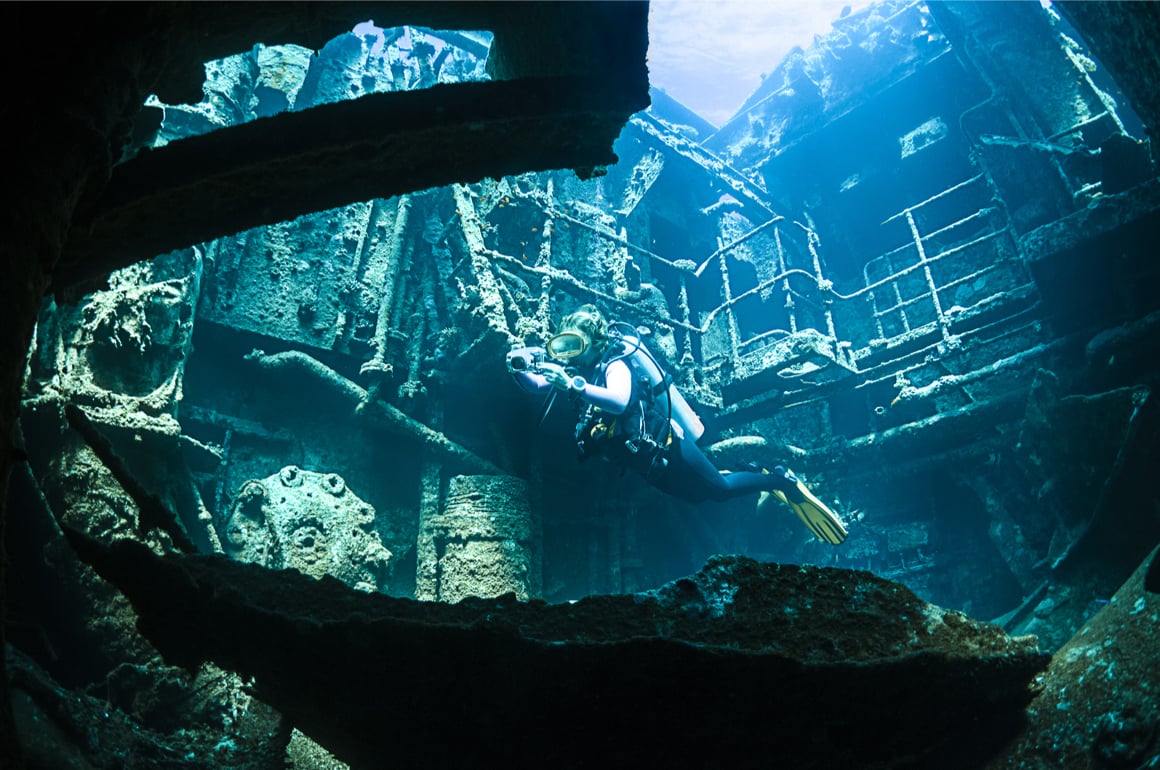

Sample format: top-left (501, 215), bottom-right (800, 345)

top-left (653, 434), bottom-right (784, 503)
top-left (513, 358), bottom-right (789, 505)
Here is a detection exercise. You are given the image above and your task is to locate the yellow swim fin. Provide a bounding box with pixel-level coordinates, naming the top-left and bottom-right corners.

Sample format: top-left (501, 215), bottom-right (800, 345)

top-left (762, 474), bottom-right (848, 545)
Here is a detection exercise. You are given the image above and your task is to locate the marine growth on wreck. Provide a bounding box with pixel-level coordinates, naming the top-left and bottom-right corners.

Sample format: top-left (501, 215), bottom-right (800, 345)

top-left (6, 2), bottom-right (1159, 768)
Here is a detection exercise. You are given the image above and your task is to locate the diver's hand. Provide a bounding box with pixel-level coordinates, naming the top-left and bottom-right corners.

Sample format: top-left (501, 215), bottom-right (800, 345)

top-left (540, 363), bottom-right (571, 392)
top-left (540, 363), bottom-right (586, 394)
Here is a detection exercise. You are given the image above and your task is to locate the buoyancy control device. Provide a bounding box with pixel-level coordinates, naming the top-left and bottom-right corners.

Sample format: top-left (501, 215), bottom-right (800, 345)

top-left (574, 325), bottom-right (704, 478)
top-left (612, 330), bottom-right (704, 442)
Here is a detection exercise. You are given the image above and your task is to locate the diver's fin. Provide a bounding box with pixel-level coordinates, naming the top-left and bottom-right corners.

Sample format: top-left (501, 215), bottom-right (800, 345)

top-left (764, 474), bottom-right (848, 545)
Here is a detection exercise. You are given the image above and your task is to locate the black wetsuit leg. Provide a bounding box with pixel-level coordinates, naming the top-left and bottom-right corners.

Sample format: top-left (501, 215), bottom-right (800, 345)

top-left (653, 437), bottom-right (780, 504)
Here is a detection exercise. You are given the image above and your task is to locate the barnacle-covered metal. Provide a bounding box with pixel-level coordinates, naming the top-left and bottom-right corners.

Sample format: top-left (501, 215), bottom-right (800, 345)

top-left (225, 465), bottom-right (392, 592)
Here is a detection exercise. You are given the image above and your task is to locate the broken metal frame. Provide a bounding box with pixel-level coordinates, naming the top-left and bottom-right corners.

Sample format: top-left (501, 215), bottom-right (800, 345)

top-left (455, 16), bottom-right (1124, 404)
top-left (495, 181), bottom-right (826, 338)
top-left (480, 176), bottom-right (935, 385)
top-left (717, 2), bottom-right (1138, 391)
top-left (818, 43), bottom-right (1130, 392)
top-left (472, 159), bottom-right (1048, 421)
top-left (857, 174), bottom-right (1031, 344)
top-left (488, 153), bottom-right (1026, 368)
top-left (63, 403), bottom-right (202, 553)
top-left (1043, 386), bottom-right (1154, 572)
top-left (955, 10), bottom-right (1132, 208)
top-left (246, 349), bottom-right (505, 476)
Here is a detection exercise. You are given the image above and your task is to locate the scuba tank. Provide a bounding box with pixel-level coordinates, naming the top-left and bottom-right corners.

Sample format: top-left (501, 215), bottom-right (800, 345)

top-left (610, 329), bottom-right (705, 442)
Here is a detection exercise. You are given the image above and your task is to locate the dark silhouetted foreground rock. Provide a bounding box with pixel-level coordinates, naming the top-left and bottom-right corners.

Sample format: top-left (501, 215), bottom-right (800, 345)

top-left (67, 532), bottom-right (1047, 769)
top-left (986, 544), bottom-right (1160, 769)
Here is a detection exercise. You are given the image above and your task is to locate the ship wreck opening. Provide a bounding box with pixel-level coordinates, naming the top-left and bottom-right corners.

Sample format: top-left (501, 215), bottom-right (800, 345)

top-left (6, 1), bottom-right (1160, 768)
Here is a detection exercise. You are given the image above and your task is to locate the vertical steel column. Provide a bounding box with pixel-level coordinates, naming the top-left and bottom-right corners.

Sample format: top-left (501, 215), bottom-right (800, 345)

top-left (677, 274), bottom-right (695, 368)
top-left (414, 460), bottom-right (445, 601)
top-left (212, 426), bottom-right (233, 535)
top-left (803, 215), bottom-right (841, 344)
top-left (889, 258), bottom-right (912, 332)
top-left (615, 225), bottom-right (630, 292)
top-left (775, 227), bottom-right (799, 333)
top-left (717, 233), bottom-right (741, 366)
top-left (362, 195), bottom-right (412, 388)
top-left (905, 210), bottom-right (952, 341)
top-left (533, 180), bottom-right (555, 340)
top-left (453, 184), bottom-right (511, 337)
top-left (867, 288), bottom-right (886, 340)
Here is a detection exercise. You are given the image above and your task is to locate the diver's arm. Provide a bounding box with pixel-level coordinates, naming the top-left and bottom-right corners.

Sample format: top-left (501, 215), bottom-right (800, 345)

top-left (574, 359), bottom-right (631, 415)
top-left (511, 369), bottom-right (552, 395)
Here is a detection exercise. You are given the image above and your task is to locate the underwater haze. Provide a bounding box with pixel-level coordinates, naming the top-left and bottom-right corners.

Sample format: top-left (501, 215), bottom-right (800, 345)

top-left (647, 0), bottom-right (866, 127)
top-left (10, 1), bottom-right (1160, 768)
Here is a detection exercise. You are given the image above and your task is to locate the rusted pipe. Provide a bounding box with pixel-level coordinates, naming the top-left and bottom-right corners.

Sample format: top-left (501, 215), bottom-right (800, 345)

top-left (246, 349), bottom-right (505, 476)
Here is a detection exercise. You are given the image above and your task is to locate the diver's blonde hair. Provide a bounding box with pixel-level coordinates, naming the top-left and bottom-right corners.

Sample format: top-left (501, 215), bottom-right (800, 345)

top-left (558, 304), bottom-right (608, 353)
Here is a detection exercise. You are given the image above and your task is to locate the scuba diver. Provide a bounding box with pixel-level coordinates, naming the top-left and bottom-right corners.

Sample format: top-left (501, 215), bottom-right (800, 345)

top-left (506, 304), bottom-right (847, 545)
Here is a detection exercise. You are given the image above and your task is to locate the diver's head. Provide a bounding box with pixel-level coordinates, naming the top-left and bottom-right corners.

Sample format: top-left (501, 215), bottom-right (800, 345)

top-left (547, 304), bottom-right (608, 366)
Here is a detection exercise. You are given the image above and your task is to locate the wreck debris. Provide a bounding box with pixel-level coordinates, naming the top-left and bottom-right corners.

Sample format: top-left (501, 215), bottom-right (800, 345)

top-left (452, 183), bottom-right (513, 341)
top-left (64, 534), bottom-right (1051, 770)
top-left (416, 474), bottom-right (539, 602)
top-left (617, 147), bottom-right (665, 217)
top-left (244, 348), bottom-right (504, 476)
top-left (50, 3), bottom-right (651, 297)
top-left (1016, 384), bottom-right (1156, 573)
top-left (21, 250), bottom-right (216, 554)
top-left (990, 545), bottom-right (1160, 769)
top-left (64, 404), bottom-right (198, 554)
top-left (693, 213), bottom-right (784, 276)
top-left (630, 111), bottom-right (776, 220)
top-left (32, 253), bottom-right (201, 419)
top-left (7, 2), bottom-right (1160, 768)
top-left (529, 181), bottom-right (556, 340)
top-left (135, 0), bottom-right (1157, 630)
top-left (360, 194), bottom-right (412, 393)
top-left (224, 465), bottom-right (392, 592)
top-left (7, 644), bottom-right (289, 769)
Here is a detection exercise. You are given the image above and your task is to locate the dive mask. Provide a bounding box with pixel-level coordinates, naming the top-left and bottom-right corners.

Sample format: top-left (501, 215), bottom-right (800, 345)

top-left (546, 330), bottom-right (590, 360)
